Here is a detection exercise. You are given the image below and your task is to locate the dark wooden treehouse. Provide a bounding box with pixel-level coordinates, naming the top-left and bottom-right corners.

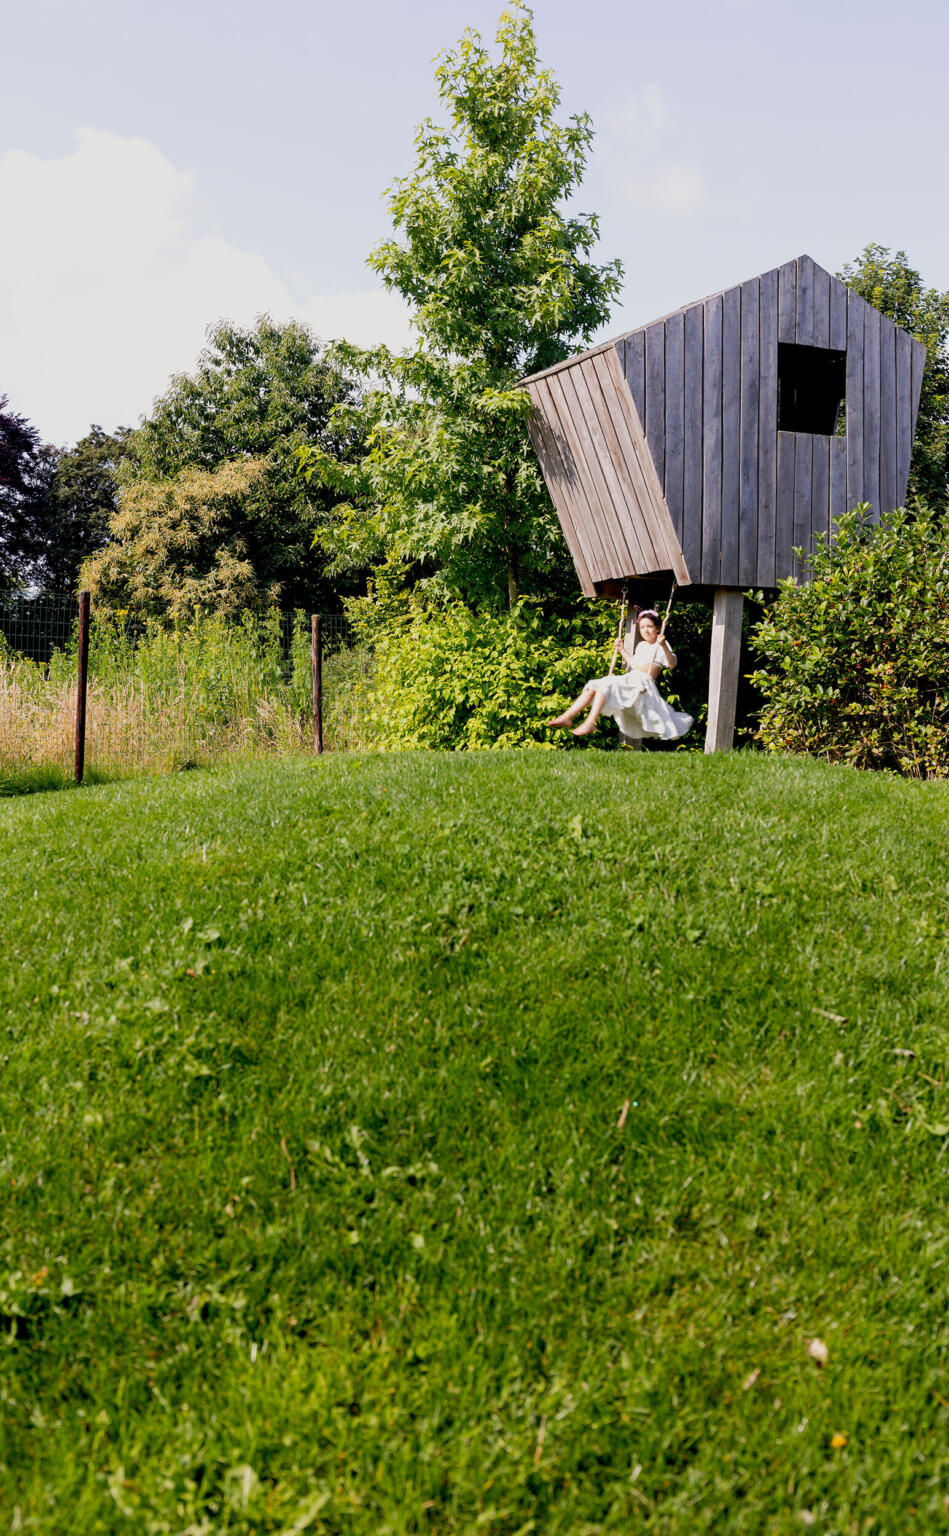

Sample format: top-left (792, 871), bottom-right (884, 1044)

top-left (519, 254), bottom-right (927, 749)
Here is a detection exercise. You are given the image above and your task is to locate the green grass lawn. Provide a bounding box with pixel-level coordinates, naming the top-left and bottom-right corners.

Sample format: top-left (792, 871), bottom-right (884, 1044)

top-left (3, 750), bottom-right (949, 1534)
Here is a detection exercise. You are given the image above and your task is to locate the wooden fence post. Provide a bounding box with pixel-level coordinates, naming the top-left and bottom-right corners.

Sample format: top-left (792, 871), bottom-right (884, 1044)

top-left (74, 590), bottom-right (91, 783)
top-left (704, 588), bottom-right (744, 753)
top-left (311, 614), bottom-right (323, 754)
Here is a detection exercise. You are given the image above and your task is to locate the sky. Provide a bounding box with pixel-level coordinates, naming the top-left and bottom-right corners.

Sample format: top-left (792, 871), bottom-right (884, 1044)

top-left (2, 0), bottom-right (947, 447)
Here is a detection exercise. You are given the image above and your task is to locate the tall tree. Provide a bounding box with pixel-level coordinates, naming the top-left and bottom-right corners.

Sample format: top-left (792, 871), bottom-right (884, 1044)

top-left (302, 4), bottom-right (623, 610)
top-left (84, 317), bottom-right (362, 616)
top-left (125, 316), bottom-right (357, 479)
top-left (43, 425), bottom-right (129, 593)
top-left (0, 396), bottom-right (56, 592)
top-left (83, 459), bottom-right (280, 620)
top-left (838, 244), bottom-right (949, 512)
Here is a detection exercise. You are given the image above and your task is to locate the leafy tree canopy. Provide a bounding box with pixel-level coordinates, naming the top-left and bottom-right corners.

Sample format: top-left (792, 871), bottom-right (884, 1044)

top-left (0, 395), bottom-right (57, 593)
top-left (44, 425), bottom-right (129, 593)
top-left (125, 316), bottom-right (357, 479)
top-left (302, 4), bottom-right (623, 611)
top-left (82, 459), bottom-right (279, 621)
top-left (838, 244), bottom-right (949, 511)
top-left (85, 316), bottom-right (362, 616)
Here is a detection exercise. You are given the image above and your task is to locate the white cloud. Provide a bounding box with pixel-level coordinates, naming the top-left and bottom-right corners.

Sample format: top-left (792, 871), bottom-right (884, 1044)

top-left (0, 128), bottom-right (413, 446)
top-left (601, 86), bottom-right (707, 219)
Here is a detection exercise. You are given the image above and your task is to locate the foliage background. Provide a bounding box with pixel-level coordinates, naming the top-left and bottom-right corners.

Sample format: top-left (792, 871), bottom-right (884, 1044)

top-left (348, 594), bottom-right (715, 751)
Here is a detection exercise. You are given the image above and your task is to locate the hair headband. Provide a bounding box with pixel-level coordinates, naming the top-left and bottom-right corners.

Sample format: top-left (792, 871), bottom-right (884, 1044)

top-left (638, 609), bottom-right (660, 623)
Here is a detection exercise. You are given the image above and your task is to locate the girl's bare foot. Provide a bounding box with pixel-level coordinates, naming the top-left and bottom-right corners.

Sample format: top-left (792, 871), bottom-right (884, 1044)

top-left (572, 719), bottom-right (598, 737)
top-left (547, 713), bottom-right (574, 728)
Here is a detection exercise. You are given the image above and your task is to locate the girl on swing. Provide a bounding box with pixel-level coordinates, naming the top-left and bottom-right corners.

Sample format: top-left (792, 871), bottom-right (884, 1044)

top-left (548, 607), bottom-right (693, 744)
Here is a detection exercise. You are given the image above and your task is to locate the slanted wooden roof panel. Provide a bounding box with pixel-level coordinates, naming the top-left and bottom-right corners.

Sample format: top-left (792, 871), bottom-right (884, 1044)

top-left (525, 380), bottom-right (597, 597)
top-left (523, 349), bottom-right (689, 591)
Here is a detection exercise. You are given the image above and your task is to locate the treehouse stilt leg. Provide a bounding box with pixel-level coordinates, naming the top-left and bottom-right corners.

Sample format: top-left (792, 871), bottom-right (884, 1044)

top-left (704, 588), bottom-right (744, 753)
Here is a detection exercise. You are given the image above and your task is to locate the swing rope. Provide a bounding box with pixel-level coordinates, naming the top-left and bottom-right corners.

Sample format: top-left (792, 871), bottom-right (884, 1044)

top-left (607, 586), bottom-right (628, 676)
top-left (653, 580), bottom-right (678, 666)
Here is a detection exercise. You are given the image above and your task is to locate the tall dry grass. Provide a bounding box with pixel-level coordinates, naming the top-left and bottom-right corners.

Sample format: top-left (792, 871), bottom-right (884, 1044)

top-left (0, 611), bottom-right (374, 793)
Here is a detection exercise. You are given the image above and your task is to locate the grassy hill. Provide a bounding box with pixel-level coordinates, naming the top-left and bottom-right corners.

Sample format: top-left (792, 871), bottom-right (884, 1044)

top-left (3, 751), bottom-right (949, 1533)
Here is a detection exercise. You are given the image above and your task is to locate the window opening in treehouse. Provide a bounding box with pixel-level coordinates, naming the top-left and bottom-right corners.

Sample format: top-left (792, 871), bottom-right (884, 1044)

top-left (777, 343), bottom-right (846, 435)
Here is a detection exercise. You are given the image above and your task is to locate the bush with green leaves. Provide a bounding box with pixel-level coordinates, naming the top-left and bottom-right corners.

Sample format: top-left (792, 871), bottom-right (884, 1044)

top-left (750, 504), bottom-right (949, 776)
top-left (357, 598), bottom-right (618, 749)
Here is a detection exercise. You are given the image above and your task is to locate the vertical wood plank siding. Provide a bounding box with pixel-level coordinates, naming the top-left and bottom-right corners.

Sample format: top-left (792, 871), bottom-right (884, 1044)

top-left (599, 346), bottom-right (688, 582)
top-left (830, 436), bottom-right (847, 526)
top-left (895, 328), bottom-right (913, 504)
top-left (645, 323), bottom-right (666, 486)
top-left (738, 277), bottom-right (760, 586)
top-left (543, 373), bottom-right (615, 581)
top-left (879, 317), bottom-right (897, 514)
top-left (525, 383), bottom-right (596, 594)
top-left (582, 356), bottom-right (649, 569)
top-left (796, 255), bottom-right (814, 347)
top-left (776, 432), bottom-right (796, 580)
top-left (811, 260), bottom-right (831, 350)
top-left (792, 434), bottom-right (813, 578)
top-left (778, 262), bottom-right (796, 343)
top-left (910, 336), bottom-right (926, 425)
top-left (846, 292), bottom-right (865, 510)
top-left (664, 311), bottom-right (686, 548)
top-left (721, 286), bottom-right (741, 583)
top-left (830, 278), bottom-right (847, 349)
top-left (623, 330), bottom-right (646, 427)
top-left (810, 435), bottom-right (830, 553)
top-left (569, 364), bottom-right (642, 571)
top-left (521, 255), bottom-right (925, 593)
top-left (591, 350), bottom-right (658, 568)
top-left (757, 267), bottom-right (779, 586)
top-left (682, 304), bottom-right (705, 581)
top-left (554, 368), bottom-right (629, 575)
top-left (863, 304), bottom-right (882, 513)
top-left (702, 294), bottom-right (724, 583)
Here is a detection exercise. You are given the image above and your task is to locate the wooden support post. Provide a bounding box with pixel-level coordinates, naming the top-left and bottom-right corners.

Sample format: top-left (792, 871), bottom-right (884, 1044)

top-left (704, 587), bottom-right (744, 753)
top-left (311, 614), bottom-right (323, 754)
top-left (74, 590), bottom-right (91, 784)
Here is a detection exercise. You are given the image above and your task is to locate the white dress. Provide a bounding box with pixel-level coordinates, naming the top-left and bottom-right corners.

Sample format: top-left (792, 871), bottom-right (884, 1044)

top-left (586, 640), bottom-right (693, 742)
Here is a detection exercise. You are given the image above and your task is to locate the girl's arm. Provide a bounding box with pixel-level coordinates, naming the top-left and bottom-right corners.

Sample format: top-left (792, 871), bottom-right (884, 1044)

top-left (657, 635), bottom-right (677, 669)
top-left (614, 639), bottom-right (636, 668)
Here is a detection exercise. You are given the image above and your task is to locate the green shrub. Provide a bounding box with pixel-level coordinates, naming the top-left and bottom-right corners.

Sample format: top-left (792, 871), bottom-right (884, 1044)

top-left (356, 598), bottom-right (619, 749)
top-left (750, 504), bottom-right (949, 776)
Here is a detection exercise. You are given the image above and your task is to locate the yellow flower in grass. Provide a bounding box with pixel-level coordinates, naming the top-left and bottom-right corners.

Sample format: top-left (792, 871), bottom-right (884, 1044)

top-left (830, 1432), bottom-right (848, 1449)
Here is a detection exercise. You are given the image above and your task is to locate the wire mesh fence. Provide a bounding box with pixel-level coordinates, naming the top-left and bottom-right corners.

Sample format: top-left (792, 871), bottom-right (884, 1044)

top-left (0, 596), bottom-right (370, 792)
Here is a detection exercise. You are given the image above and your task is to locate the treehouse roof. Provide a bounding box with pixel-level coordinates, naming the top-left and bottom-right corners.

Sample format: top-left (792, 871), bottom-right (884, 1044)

top-left (519, 254), bottom-right (927, 595)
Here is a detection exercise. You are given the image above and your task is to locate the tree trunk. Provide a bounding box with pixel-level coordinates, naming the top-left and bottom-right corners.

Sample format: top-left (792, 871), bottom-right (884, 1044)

top-left (507, 556), bottom-right (519, 607)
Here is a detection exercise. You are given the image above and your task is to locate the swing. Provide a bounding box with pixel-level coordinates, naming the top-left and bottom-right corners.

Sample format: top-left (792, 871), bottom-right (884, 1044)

top-left (547, 578), bottom-right (690, 741)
